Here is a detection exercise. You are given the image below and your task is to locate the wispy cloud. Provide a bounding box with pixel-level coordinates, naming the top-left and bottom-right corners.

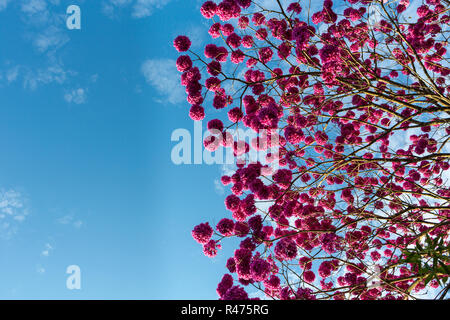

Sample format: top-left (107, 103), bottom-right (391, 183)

top-left (132, 0), bottom-right (171, 18)
top-left (23, 63), bottom-right (68, 90)
top-left (33, 25), bottom-right (69, 53)
top-left (0, 61), bottom-right (70, 90)
top-left (6, 66), bottom-right (20, 83)
top-left (20, 0), bottom-right (51, 26)
top-left (73, 220), bottom-right (83, 228)
top-left (56, 214), bottom-right (83, 229)
top-left (21, 0), bottom-right (47, 15)
top-left (102, 0), bottom-right (172, 19)
top-left (64, 87), bottom-right (87, 104)
top-left (0, 189), bottom-right (30, 239)
top-left (0, 0), bottom-right (75, 93)
top-left (36, 265), bottom-right (46, 274)
top-left (41, 243), bottom-right (53, 257)
top-left (141, 58), bottom-right (185, 105)
top-left (214, 179), bottom-right (225, 195)
top-left (102, 0), bottom-right (132, 18)
top-left (182, 24), bottom-right (208, 50)
top-left (20, 0), bottom-right (69, 54)
top-left (0, 0), bottom-right (10, 11)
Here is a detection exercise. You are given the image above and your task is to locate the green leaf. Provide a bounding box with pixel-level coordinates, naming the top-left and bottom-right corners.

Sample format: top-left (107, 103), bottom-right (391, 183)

top-left (416, 242), bottom-right (423, 252)
top-left (424, 274), bottom-right (434, 286)
top-left (425, 234), bottom-right (432, 246)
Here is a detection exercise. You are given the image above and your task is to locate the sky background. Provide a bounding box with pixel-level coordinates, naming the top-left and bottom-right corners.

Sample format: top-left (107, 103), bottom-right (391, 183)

top-left (0, 0), bottom-right (445, 301)
top-left (0, 0), bottom-right (237, 299)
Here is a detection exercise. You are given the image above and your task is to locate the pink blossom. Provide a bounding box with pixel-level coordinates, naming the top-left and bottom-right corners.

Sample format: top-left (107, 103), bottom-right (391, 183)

top-left (312, 11), bottom-right (324, 24)
top-left (204, 130), bottom-right (222, 149)
top-left (220, 23), bottom-right (234, 36)
top-left (236, 0), bottom-right (251, 8)
top-left (274, 238), bottom-right (297, 260)
top-left (222, 285), bottom-right (249, 300)
top-left (255, 28), bottom-right (268, 40)
top-left (303, 270), bottom-right (316, 283)
top-left (238, 16), bottom-right (250, 29)
top-left (203, 239), bottom-right (219, 257)
top-left (258, 47), bottom-right (273, 64)
top-left (208, 23), bottom-right (221, 38)
top-left (189, 105), bottom-right (205, 121)
top-left (176, 55), bottom-right (192, 72)
top-left (200, 1), bottom-right (217, 19)
top-left (217, 0), bottom-right (241, 21)
top-left (173, 35), bottom-right (191, 52)
top-left (343, 7), bottom-right (362, 21)
top-left (273, 169), bottom-right (293, 189)
top-left (217, 218), bottom-right (235, 236)
top-left (315, 131), bottom-right (329, 145)
top-left (264, 275), bottom-right (280, 289)
top-left (250, 258), bottom-right (271, 281)
top-left (417, 5), bottom-right (431, 18)
top-left (242, 35), bottom-right (254, 48)
top-left (192, 222), bottom-right (214, 244)
top-left (231, 49), bottom-right (245, 64)
top-left (217, 274), bottom-right (233, 298)
top-left (299, 257), bottom-right (312, 270)
top-left (213, 93), bottom-right (227, 109)
top-left (205, 77), bottom-right (221, 91)
top-left (225, 194), bottom-right (240, 212)
top-left (252, 12), bottom-right (266, 26)
top-left (207, 119), bottom-right (224, 133)
top-left (215, 47), bottom-right (229, 62)
top-left (204, 44), bottom-right (218, 59)
top-left (207, 61), bottom-right (222, 76)
top-left (228, 107), bottom-right (244, 122)
top-left (226, 33), bottom-right (242, 48)
top-left (287, 3), bottom-right (302, 14)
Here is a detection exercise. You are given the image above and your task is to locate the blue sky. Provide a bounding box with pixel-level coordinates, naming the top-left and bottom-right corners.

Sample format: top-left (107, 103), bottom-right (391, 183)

top-left (0, 0), bottom-right (234, 299)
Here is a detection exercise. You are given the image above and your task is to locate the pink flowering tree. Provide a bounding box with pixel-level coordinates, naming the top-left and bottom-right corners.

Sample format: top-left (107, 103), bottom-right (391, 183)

top-left (175, 0), bottom-right (450, 300)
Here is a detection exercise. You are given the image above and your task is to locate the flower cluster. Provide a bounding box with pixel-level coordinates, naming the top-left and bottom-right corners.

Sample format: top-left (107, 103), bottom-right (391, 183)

top-left (177, 0), bottom-right (450, 300)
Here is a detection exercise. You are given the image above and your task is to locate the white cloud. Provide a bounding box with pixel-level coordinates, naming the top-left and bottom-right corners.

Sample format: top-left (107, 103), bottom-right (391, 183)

top-left (0, 1), bottom-right (73, 89)
top-left (183, 24), bottom-right (207, 50)
top-left (0, 189), bottom-right (29, 239)
top-left (21, 0), bottom-right (47, 15)
top-left (111, 0), bottom-right (133, 4)
top-left (73, 220), bottom-right (83, 228)
top-left (90, 74), bottom-right (99, 83)
top-left (6, 66), bottom-right (20, 83)
top-left (141, 58), bottom-right (185, 105)
top-left (56, 214), bottom-right (83, 228)
top-left (20, 0), bottom-right (50, 25)
top-left (36, 265), bottom-right (46, 274)
top-left (56, 214), bottom-right (73, 225)
top-left (103, 0), bottom-right (171, 18)
top-left (132, 0), bottom-right (171, 18)
top-left (23, 63), bottom-right (68, 89)
top-left (33, 25), bottom-right (69, 53)
top-left (0, 0), bottom-right (10, 11)
top-left (214, 179), bottom-right (225, 195)
top-left (0, 63), bottom-right (68, 90)
top-left (41, 243), bottom-right (53, 257)
top-left (0, 0), bottom-right (75, 92)
top-left (102, 0), bottom-right (132, 18)
top-left (19, 0), bottom-right (69, 53)
top-left (64, 88), bottom-right (87, 104)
